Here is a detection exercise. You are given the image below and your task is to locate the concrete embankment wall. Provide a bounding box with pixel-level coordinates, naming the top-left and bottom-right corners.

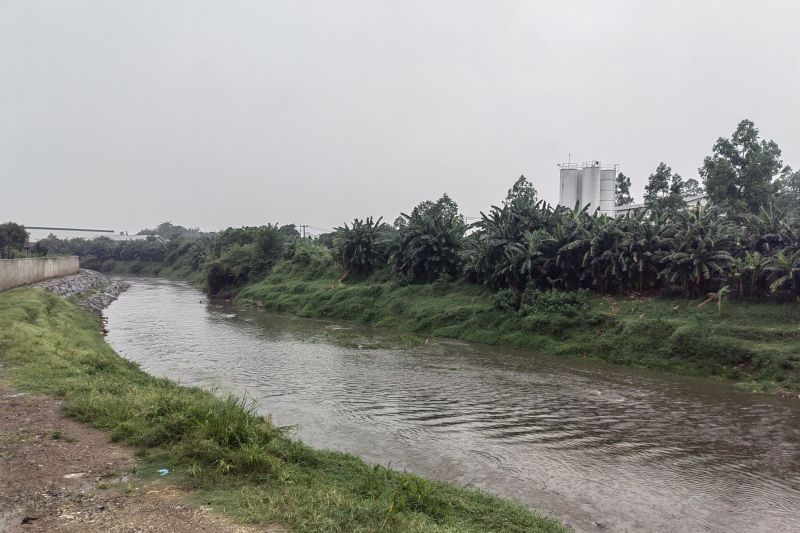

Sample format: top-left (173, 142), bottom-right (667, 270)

top-left (0, 257), bottom-right (80, 292)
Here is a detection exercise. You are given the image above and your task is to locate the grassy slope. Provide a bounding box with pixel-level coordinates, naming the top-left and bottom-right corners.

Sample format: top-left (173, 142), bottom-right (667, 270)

top-left (238, 267), bottom-right (800, 394)
top-left (0, 288), bottom-right (564, 533)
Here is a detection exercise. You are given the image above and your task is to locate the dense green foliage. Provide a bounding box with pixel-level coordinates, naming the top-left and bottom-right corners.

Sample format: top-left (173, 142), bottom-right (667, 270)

top-left (0, 222), bottom-right (28, 258)
top-left (700, 119), bottom-right (785, 213)
top-left (0, 289), bottom-right (563, 532)
top-left (282, 239), bottom-right (336, 278)
top-left (463, 187), bottom-right (798, 298)
top-left (775, 167), bottom-right (800, 211)
top-left (644, 163), bottom-right (686, 212)
top-left (391, 195), bottom-right (465, 282)
top-left (40, 234), bottom-right (170, 268)
top-left (333, 217), bottom-right (393, 280)
top-left (204, 225), bottom-right (286, 293)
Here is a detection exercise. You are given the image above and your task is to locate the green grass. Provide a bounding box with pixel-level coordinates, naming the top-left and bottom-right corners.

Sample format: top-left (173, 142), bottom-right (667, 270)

top-left (238, 266), bottom-right (800, 394)
top-left (0, 288), bottom-right (564, 533)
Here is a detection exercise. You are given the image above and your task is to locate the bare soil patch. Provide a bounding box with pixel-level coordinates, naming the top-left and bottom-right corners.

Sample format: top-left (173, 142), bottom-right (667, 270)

top-left (0, 384), bottom-right (279, 533)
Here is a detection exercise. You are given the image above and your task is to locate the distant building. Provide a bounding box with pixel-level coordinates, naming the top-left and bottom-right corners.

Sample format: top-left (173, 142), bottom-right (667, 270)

top-left (24, 227), bottom-right (165, 244)
top-left (557, 160), bottom-right (617, 216)
top-left (556, 163), bottom-right (708, 217)
top-left (25, 226), bottom-right (116, 242)
top-left (103, 234), bottom-right (166, 243)
top-left (613, 194), bottom-right (708, 218)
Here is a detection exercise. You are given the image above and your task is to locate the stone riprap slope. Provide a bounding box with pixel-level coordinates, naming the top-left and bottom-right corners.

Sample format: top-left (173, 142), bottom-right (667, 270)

top-left (31, 269), bottom-right (128, 316)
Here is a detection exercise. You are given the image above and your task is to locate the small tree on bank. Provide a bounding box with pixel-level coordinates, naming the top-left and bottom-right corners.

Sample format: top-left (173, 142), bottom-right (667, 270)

top-left (0, 222), bottom-right (28, 258)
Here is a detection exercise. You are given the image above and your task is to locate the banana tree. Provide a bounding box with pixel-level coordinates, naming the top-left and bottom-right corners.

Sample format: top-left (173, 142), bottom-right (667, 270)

top-left (765, 247), bottom-right (800, 296)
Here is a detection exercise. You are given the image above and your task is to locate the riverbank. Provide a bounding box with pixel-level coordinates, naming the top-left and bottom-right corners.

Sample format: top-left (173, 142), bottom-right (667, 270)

top-left (0, 286), bottom-right (565, 532)
top-left (237, 268), bottom-right (800, 395)
top-left (31, 269), bottom-right (129, 316)
top-left (0, 383), bottom-right (269, 533)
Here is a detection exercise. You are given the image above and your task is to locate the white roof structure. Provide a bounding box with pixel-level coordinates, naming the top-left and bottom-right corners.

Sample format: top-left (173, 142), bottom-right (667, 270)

top-left (103, 234), bottom-right (165, 243)
top-left (25, 226), bottom-right (115, 241)
top-left (24, 226), bottom-right (165, 243)
top-left (614, 195), bottom-right (708, 217)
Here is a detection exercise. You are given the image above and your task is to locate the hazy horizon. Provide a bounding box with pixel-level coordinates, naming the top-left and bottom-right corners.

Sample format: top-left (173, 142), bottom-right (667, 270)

top-left (2, 1), bottom-right (798, 235)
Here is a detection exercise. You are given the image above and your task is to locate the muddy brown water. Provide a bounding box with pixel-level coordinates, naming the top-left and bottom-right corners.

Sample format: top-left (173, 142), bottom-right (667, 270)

top-left (104, 278), bottom-right (800, 532)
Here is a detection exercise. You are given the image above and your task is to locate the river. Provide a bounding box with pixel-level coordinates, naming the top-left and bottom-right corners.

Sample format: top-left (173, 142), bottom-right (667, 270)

top-left (104, 277), bottom-right (800, 532)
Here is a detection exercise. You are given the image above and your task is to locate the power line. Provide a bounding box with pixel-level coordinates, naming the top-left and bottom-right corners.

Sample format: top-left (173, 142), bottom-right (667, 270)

top-left (24, 226), bottom-right (114, 233)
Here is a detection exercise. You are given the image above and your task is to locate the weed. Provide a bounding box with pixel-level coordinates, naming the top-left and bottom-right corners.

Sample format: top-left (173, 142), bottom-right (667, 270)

top-left (49, 430), bottom-right (76, 443)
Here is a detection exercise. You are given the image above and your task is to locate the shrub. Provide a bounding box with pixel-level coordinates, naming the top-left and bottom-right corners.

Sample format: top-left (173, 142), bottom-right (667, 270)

top-left (669, 326), bottom-right (753, 367)
top-left (284, 241), bottom-right (335, 278)
top-left (491, 288), bottom-right (519, 311)
top-left (520, 289), bottom-right (590, 317)
top-left (204, 244), bottom-right (269, 294)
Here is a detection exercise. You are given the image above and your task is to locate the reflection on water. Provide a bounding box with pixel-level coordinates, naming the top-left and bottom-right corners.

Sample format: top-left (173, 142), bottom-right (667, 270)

top-left (105, 278), bottom-right (800, 532)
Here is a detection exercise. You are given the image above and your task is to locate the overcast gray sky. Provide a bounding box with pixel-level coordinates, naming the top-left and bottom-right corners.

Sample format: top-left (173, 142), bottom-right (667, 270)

top-left (2, 1), bottom-right (798, 234)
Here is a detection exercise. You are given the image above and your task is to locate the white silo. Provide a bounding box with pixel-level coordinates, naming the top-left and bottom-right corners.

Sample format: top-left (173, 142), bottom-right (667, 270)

top-left (580, 161), bottom-right (601, 212)
top-left (599, 166), bottom-right (616, 216)
top-left (559, 165), bottom-right (580, 209)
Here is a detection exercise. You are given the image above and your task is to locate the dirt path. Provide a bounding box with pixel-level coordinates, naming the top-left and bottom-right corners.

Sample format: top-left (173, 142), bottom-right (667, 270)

top-left (0, 384), bottom-right (280, 533)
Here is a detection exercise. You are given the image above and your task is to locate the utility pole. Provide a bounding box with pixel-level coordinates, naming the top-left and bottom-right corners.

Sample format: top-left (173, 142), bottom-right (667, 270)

top-left (299, 224), bottom-right (309, 239)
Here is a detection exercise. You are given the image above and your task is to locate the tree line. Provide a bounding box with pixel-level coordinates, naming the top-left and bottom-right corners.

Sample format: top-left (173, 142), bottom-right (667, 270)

top-left (13, 119), bottom-right (800, 300)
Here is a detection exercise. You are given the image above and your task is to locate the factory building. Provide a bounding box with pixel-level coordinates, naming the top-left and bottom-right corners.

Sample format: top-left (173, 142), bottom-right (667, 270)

top-left (557, 160), bottom-right (618, 216)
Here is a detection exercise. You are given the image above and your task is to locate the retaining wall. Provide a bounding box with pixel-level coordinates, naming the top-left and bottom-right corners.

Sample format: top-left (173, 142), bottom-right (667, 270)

top-left (0, 256), bottom-right (80, 292)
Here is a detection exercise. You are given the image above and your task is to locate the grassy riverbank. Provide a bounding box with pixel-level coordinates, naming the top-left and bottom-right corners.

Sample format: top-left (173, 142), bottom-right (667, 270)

top-left (0, 288), bottom-right (564, 532)
top-left (238, 267), bottom-right (800, 394)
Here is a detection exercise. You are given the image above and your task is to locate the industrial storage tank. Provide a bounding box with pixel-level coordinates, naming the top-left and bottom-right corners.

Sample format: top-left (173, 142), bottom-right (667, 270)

top-left (599, 166), bottom-right (616, 216)
top-left (559, 166), bottom-right (580, 209)
top-left (580, 162), bottom-right (601, 212)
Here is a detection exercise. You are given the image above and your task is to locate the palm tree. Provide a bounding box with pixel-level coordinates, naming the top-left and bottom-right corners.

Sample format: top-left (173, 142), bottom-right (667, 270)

top-left (334, 217), bottom-right (389, 280)
top-left (742, 203), bottom-right (795, 253)
top-left (615, 211), bottom-right (668, 292)
top-left (698, 285), bottom-right (731, 316)
top-left (390, 206), bottom-right (465, 282)
top-left (659, 208), bottom-right (735, 297)
top-left (765, 247), bottom-right (800, 296)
